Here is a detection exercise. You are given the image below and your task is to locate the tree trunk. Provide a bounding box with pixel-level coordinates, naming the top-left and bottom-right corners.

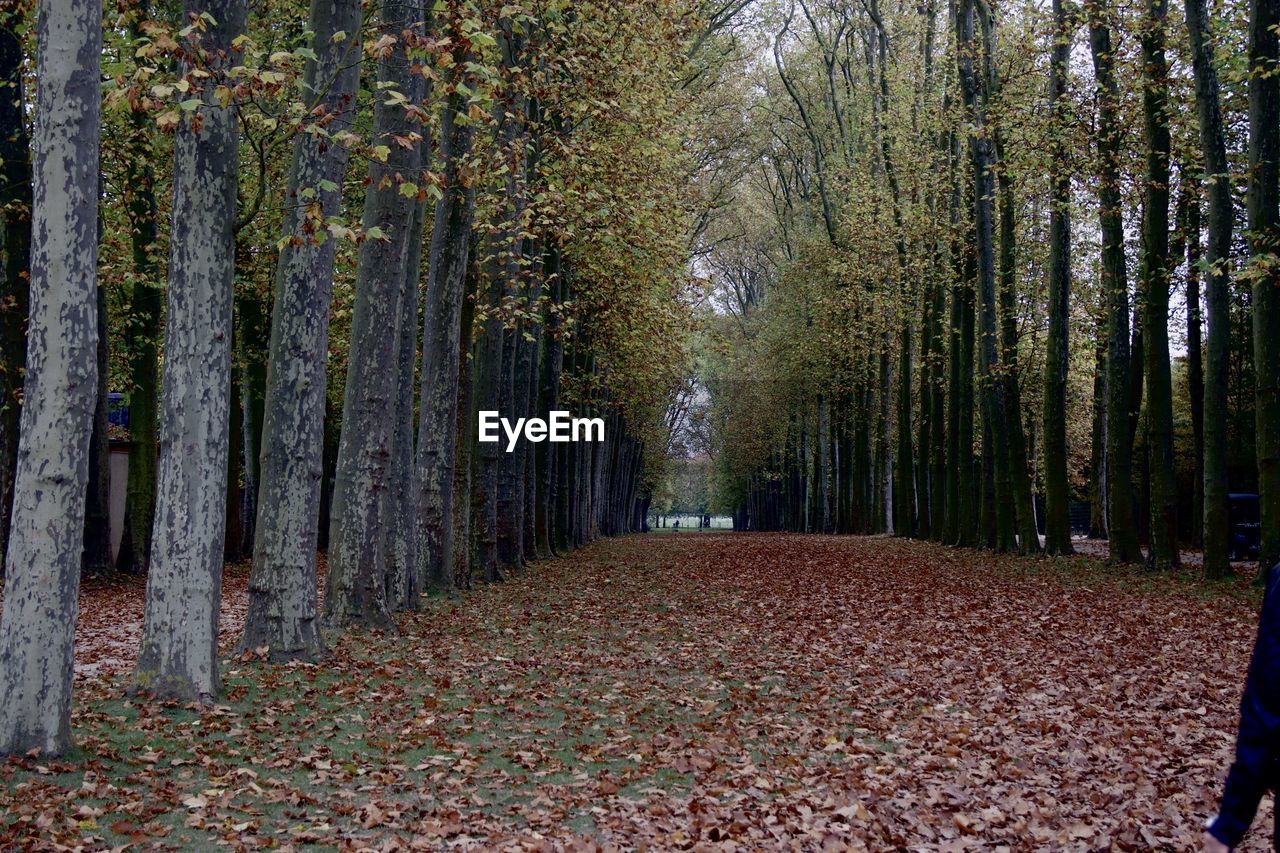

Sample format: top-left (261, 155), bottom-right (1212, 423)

top-left (134, 0), bottom-right (246, 704)
top-left (1249, 0), bottom-right (1280, 575)
top-left (0, 5), bottom-right (32, 580)
top-left (416, 43), bottom-right (478, 589)
top-left (539, 251), bottom-right (565, 556)
top-left (0, 0), bottom-right (101, 755)
top-left (1089, 325), bottom-right (1108, 538)
top-left (474, 259), bottom-right (506, 583)
top-left (995, 132), bottom-right (1041, 555)
top-left (452, 257), bottom-right (480, 587)
top-left (122, 14), bottom-right (162, 575)
top-left (325, 0), bottom-right (424, 631)
top-left (1089, 2), bottom-right (1143, 564)
top-left (1182, 175), bottom-right (1205, 547)
top-left (1184, 0), bottom-right (1233, 577)
top-left (384, 199), bottom-right (426, 611)
top-left (236, 290), bottom-right (267, 555)
top-left (1043, 0), bottom-right (1074, 555)
top-left (1140, 0), bottom-right (1180, 570)
top-left (82, 282), bottom-right (112, 574)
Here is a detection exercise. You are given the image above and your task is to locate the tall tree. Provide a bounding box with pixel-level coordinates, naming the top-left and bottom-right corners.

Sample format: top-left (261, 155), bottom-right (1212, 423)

top-left (1179, 173), bottom-right (1205, 546)
top-left (1248, 0), bottom-right (1280, 575)
top-left (241, 0), bottom-right (362, 661)
top-left (1042, 0), bottom-right (1074, 555)
top-left (134, 0), bottom-right (248, 703)
top-left (0, 2), bottom-right (32, 578)
top-left (121, 2), bottom-right (162, 575)
top-left (416, 33), bottom-right (478, 590)
top-left (957, 0), bottom-right (1016, 552)
top-left (0, 0), bottom-right (101, 753)
top-left (325, 0), bottom-right (425, 628)
top-left (385, 198), bottom-right (427, 610)
top-left (82, 281), bottom-right (112, 573)
top-left (1089, 0), bottom-right (1142, 564)
top-left (1140, 0), bottom-right (1180, 569)
top-left (1184, 0), bottom-right (1233, 577)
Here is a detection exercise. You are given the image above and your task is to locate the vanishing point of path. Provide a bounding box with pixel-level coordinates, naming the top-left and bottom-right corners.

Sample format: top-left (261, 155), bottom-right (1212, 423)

top-left (0, 533), bottom-right (1271, 849)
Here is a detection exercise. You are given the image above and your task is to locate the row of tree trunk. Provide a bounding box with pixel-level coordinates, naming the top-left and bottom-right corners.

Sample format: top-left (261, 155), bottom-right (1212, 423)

top-left (736, 0), bottom-right (1279, 578)
top-left (0, 0), bottom-right (654, 756)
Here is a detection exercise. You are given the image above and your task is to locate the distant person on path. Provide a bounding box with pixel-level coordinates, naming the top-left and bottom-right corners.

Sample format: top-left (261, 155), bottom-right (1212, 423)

top-left (1205, 563), bottom-right (1280, 851)
top-left (673, 519), bottom-right (679, 532)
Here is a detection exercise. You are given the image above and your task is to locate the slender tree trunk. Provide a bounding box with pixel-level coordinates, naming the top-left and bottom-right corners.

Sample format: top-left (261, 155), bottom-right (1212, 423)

top-left (516, 246), bottom-right (546, 559)
top-left (1140, 0), bottom-right (1180, 569)
top-left (134, 0), bottom-right (246, 703)
top-left (917, 276), bottom-right (936, 539)
top-left (1185, 0), bottom-right (1233, 577)
top-left (451, 254), bottom-right (480, 588)
top-left (945, 177), bottom-right (965, 546)
top-left (474, 259), bottom-right (506, 583)
top-left (538, 251), bottom-right (565, 556)
top-left (416, 44), bottom-right (478, 589)
top-left (225, 367), bottom-right (243, 561)
top-left (1043, 0), bottom-right (1074, 555)
top-left (995, 134), bottom-right (1041, 555)
top-left (0, 0), bottom-right (100, 754)
top-left (236, 291), bottom-right (267, 554)
top-left (1249, 0), bottom-right (1280, 575)
top-left (241, 0), bottom-right (360, 659)
top-left (1089, 2), bottom-right (1143, 564)
top-left (122, 31), bottom-right (162, 574)
top-left (1089, 325), bottom-right (1108, 538)
top-left (0, 5), bottom-right (32, 579)
top-left (818, 392), bottom-right (832, 532)
top-left (82, 282), bottom-right (112, 574)
top-left (325, 0), bottom-right (425, 630)
top-left (1182, 175), bottom-right (1206, 547)
top-left (385, 198), bottom-right (426, 610)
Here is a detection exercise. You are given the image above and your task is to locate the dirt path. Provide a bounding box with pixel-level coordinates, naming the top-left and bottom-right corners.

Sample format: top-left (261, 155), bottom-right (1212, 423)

top-left (0, 534), bottom-right (1271, 849)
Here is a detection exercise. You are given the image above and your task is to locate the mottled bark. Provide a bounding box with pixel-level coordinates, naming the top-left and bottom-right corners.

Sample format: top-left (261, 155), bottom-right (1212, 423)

top-left (325, 0), bottom-right (425, 630)
top-left (0, 0), bottom-right (101, 755)
top-left (385, 198), bottom-right (426, 611)
top-left (0, 5), bottom-right (31, 579)
top-left (242, 0), bottom-right (362, 658)
top-left (416, 51), bottom-right (477, 589)
top-left (134, 0), bottom-right (246, 704)
top-left (479, 21), bottom-right (526, 577)
top-left (1184, 0), bottom-right (1233, 577)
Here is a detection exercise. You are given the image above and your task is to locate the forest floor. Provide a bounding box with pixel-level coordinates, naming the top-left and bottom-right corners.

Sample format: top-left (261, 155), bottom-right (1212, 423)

top-left (0, 533), bottom-right (1272, 850)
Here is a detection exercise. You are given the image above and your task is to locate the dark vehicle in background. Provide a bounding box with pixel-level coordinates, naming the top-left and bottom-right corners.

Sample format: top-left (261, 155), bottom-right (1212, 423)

top-left (1229, 493), bottom-right (1261, 561)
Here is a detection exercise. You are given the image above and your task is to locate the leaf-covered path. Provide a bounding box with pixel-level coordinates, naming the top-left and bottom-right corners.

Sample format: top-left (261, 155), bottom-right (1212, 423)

top-left (1, 533), bottom-right (1271, 849)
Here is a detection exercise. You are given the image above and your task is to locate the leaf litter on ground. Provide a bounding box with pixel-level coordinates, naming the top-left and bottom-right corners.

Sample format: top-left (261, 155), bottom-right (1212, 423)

top-left (0, 534), bottom-right (1271, 850)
